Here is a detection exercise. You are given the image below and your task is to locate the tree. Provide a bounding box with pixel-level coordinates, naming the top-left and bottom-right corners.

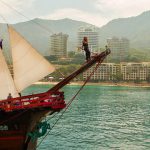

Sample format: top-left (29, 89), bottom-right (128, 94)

top-left (146, 75), bottom-right (150, 83)
top-left (68, 51), bottom-right (75, 58)
top-left (45, 55), bottom-right (58, 61)
top-left (113, 72), bottom-right (123, 83)
top-left (71, 53), bottom-right (85, 64)
top-left (50, 64), bottom-right (82, 81)
top-left (134, 77), bottom-right (140, 84)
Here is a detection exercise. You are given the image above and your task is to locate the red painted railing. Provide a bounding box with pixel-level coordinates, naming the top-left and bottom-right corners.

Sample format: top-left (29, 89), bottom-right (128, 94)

top-left (0, 91), bottom-right (66, 112)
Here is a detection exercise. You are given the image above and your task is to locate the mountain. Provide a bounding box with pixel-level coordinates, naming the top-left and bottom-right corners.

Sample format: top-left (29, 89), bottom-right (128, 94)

top-left (1, 10), bottom-right (150, 56)
top-left (12, 10), bottom-right (150, 52)
top-left (98, 10), bottom-right (150, 49)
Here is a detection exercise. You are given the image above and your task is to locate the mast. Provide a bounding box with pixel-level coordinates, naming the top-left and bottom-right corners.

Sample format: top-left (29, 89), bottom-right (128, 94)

top-left (48, 50), bottom-right (110, 93)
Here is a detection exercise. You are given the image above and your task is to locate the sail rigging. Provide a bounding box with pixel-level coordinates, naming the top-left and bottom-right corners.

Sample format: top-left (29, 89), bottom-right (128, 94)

top-left (8, 26), bottom-right (55, 92)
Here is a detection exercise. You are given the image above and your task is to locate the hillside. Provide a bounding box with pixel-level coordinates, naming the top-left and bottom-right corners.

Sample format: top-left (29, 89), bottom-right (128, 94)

top-left (99, 10), bottom-right (150, 49)
top-left (0, 10), bottom-right (150, 56)
top-left (12, 10), bottom-right (150, 51)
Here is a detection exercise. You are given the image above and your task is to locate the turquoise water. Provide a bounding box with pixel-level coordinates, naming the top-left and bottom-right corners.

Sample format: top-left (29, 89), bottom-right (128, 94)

top-left (24, 85), bottom-right (150, 150)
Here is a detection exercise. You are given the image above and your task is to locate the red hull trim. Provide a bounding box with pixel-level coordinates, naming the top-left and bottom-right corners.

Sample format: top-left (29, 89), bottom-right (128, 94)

top-left (0, 136), bottom-right (24, 140)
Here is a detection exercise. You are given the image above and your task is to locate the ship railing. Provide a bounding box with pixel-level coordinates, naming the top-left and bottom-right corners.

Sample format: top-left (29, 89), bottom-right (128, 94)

top-left (0, 91), bottom-right (66, 112)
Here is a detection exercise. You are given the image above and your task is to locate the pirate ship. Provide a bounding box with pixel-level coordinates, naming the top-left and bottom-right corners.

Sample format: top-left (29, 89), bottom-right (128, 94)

top-left (0, 25), bottom-right (110, 150)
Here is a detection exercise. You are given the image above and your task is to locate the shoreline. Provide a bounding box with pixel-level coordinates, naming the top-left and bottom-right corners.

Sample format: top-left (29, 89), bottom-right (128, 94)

top-left (34, 81), bottom-right (150, 88)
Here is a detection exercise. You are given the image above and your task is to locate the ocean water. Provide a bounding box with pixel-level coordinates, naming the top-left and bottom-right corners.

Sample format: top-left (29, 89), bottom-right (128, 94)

top-left (24, 85), bottom-right (150, 150)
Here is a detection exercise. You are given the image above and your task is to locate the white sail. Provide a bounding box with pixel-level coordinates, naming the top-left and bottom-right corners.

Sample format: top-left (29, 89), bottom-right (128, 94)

top-left (0, 49), bottom-right (18, 100)
top-left (8, 26), bottom-right (55, 92)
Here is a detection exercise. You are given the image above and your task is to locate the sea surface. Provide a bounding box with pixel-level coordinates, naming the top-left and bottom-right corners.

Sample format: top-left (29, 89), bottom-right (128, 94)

top-left (23, 84), bottom-right (150, 150)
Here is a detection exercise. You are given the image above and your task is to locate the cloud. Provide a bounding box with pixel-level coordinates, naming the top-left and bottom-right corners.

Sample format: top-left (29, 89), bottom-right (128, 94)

top-left (40, 0), bottom-right (150, 27)
top-left (94, 0), bottom-right (150, 19)
top-left (0, 0), bottom-right (35, 22)
top-left (41, 8), bottom-right (108, 27)
top-left (0, 0), bottom-right (150, 25)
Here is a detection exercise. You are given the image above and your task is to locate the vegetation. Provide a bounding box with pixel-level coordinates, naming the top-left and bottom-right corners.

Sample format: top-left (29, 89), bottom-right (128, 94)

top-left (45, 55), bottom-right (58, 61)
top-left (108, 48), bottom-right (150, 63)
top-left (126, 48), bottom-right (150, 62)
top-left (45, 64), bottom-right (82, 81)
top-left (112, 72), bottom-right (123, 83)
top-left (44, 48), bottom-right (150, 82)
top-left (44, 52), bottom-right (85, 81)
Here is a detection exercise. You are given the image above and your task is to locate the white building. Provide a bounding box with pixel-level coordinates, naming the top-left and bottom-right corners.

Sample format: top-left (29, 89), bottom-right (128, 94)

top-left (121, 62), bottom-right (150, 81)
top-left (50, 33), bottom-right (68, 58)
top-left (83, 63), bottom-right (120, 81)
top-left (83, 62), bottom-right (150, 81)
top-left (77, 26), bottom-right (99, 53)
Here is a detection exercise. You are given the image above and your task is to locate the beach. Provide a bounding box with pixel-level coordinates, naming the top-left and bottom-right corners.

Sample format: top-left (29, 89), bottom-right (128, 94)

top-left (34, 81), bottom-right (150, 87)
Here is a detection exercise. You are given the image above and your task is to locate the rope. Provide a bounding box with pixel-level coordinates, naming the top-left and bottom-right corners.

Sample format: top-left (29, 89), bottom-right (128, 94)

top-left (0, 0), bottom-right (54, 34)
top-left (37, 56), bottom-right (106, 148)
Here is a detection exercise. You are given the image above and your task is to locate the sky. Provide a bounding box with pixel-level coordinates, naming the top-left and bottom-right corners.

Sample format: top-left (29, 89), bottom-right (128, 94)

top-left (0, 0), bottom-right (150, 27)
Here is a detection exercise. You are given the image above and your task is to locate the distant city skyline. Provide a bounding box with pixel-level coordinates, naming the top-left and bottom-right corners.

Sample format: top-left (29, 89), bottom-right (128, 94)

top-left (0, 0), bottom-right (150, 27)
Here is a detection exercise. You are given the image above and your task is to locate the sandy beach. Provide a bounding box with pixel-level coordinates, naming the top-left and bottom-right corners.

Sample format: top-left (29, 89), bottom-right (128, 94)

top-left (34, 81), bottom-right (150, 88)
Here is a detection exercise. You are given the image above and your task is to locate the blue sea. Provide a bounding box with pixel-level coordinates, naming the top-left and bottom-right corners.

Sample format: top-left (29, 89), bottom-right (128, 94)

top-left (24, 84), bottom-right (150, 150)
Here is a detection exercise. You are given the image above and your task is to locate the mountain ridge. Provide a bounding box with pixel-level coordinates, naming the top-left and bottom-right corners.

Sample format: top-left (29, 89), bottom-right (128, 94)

top-left (0, 10), bottom-right (150, 56)
top-left (99, 10), bottom-right (150, 48)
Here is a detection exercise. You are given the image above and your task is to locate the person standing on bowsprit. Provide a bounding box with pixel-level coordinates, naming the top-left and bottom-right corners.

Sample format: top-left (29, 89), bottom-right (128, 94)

top-left (105, 45), bottom-right (111, 53)
top-left (0, 39), bottom-right (3, 49)
top-left (82, 37), bottom-right (91, 62)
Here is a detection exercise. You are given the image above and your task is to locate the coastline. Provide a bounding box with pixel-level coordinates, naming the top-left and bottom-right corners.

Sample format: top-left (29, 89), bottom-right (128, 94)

top-left (34, 81), bottom-right (150, 88)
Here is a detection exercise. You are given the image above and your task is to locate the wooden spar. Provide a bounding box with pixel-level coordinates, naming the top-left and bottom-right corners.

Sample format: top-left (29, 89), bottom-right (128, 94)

top-left (47, 50), bottom-right (111, 93)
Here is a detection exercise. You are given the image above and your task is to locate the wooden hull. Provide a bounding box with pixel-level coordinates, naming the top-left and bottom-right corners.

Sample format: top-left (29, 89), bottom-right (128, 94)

top-left (0, 108), bottom-right (54, 150)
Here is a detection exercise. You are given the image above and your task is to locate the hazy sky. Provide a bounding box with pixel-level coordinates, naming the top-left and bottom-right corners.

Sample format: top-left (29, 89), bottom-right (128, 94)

top-left (0, 0), bottom-right (150, 27)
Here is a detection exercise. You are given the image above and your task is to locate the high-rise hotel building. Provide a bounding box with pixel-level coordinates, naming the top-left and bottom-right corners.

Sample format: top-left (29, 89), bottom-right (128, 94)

top-left (50, 33), bottom-right (68, 58)
top-left (107, 37), bottom-right (129, 61)
top-left (77, 26), bottom-right (99, 53)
